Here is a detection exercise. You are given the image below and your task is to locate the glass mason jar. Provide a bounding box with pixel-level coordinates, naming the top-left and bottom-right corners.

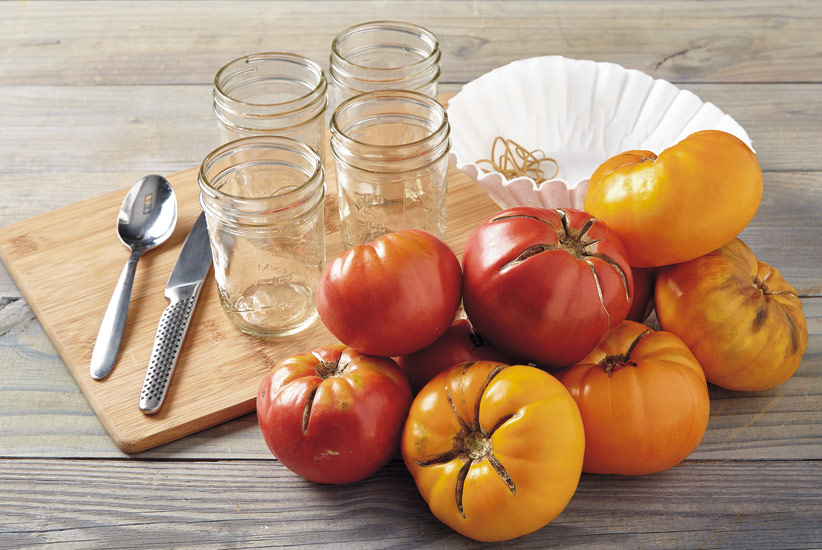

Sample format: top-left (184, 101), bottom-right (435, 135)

top-left (329, 21), bottom-right (441, 108)
top-left (213, 53), bottom-right (328, 157)
top-left (199, 136), bottom-right (326, 337)
top-left (330, 90), bottom-right (450, 248)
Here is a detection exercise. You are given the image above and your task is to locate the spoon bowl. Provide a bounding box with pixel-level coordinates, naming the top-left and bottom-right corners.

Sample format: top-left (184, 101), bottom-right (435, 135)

top-left (117, 175), bottom-right (178, 250)
top-left (90, 175), bottom-right (178, 380)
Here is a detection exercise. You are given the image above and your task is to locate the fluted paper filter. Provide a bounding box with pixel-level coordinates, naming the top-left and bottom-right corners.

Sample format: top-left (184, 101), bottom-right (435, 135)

top-left (447, 56), bottom-right (753, 210)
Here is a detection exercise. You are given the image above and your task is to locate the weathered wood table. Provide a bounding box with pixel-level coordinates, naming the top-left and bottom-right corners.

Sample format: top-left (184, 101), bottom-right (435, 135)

top-left (1, 2), bottom-right (820, 548)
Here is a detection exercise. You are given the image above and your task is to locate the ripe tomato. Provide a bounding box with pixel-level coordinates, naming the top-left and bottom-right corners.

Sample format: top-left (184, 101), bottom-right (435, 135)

top-left (395, 318), bottom-right (513, 394)
top-left (556, 320), bottom-right (710, 475)
top-left (462, 207), bottom-right (633, 369)
top-left (626, 266), bottom-right (657, 323)
top-left (257, 344), bottom-right (412, 484)
top-left (317, 229), bottom-right (463, 357)
top-left (655, 238), bottom-right (808, 391)
top-left (402, 361), bottom-right (585, 542)
top-left (584, 130), bottom-right (762, 267)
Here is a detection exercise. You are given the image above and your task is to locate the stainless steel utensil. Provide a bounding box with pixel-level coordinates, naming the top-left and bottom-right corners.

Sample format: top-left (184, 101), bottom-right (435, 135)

top-left (139, 212), bottom-right (212, 414)
top-left (90, 175), bottom-right (178, 381)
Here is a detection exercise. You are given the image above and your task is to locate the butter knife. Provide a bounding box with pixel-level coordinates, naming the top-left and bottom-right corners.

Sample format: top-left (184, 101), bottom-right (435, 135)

top-left (139, 212), bottom-right (212, 415)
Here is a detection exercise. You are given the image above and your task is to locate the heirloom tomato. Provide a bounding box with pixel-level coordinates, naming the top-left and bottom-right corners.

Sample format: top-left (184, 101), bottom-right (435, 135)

top-left (656, 238), bottom-right (808, 391)
top-left (584, 130), bottom-right (762, 267)
top-left (626, 267), bottom-right (657, 323)
top-left (395, 318), bottom-right (513, 394)
top-left (317, 229), bottom-right (462, 357)
top-left (556, 320), bottom-right (710, 475)
top-left (462, 207), bottom-right (633, 369)
top-left (257, 344), bottom-right (412, 484)
top-left (402, 361), bottom-right (584, 542)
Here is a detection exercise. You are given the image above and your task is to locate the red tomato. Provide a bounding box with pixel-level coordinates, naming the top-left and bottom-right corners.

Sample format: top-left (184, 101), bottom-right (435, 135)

top-left (257, 344), bottom-right (412, 484)
top-left (462, 207), bottom-right (633, 369)
top-left (626, 266), bottom-right (657, 323)
top-left (395, 318), bottom-right (513, 393)
top-left (317, 229), bottom-right (463, 357)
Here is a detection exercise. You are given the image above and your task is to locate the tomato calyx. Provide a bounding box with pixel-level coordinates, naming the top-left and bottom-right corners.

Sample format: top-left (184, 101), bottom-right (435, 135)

top-left (598, 328), bottom-right (650, 376)
top-left (753, 270), bottom-right (796, 298)
top-left (301, 351), bottom-right (351, 433)
top-left (415, 363), bottom-right (517, 518)
top-left (313, 358), bottom-right (349, 379)
top-left (495, 210), bottom-right (630, 322)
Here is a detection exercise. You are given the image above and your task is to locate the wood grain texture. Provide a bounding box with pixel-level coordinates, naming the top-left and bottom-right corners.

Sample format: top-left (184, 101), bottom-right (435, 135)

top-left (1, 1), bottom-right (820, 86)
top-left (1, 293), bottom-right (819, 460)
top-left (1, 458), bottom-right (820, 549)
top-left (0, 153), bottom-right (500, 453)
top-left (1, 1), bottom-right (821, 546)
top-left (1, 85), bottom-right (820, 297)
top-left (2, 83), bottom-right (821, 182)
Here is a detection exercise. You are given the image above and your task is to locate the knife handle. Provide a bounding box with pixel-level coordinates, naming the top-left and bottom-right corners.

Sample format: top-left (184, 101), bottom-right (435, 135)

top-left (139, 295), bottom-right (198, 415)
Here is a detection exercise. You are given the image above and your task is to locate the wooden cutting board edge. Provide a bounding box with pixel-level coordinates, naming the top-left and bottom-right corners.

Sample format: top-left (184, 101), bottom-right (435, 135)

top-left (0, 187), bottom-right (139, 448)
top-left (0, 159), bottom-right (502, 453)
top-left (0, 171), bottom-right (257, 453)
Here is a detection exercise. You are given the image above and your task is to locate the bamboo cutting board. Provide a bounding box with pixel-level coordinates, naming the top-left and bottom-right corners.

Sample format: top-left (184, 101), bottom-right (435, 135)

top-left (0, 158), bottom-right (500, 453)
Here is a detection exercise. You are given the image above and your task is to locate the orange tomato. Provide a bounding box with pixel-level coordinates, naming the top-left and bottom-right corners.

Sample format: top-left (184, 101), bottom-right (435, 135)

top-left (556, 320), bottom-right (710, 475)
top-left (656, 238), bottom-right (808, 391)
top-left (402, 361), bottom-right (584, 542)
top-left (584, 130), bottom-right (762, 267)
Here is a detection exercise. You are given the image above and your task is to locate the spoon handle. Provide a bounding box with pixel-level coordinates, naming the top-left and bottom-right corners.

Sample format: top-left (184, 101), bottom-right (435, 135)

top-left (90, 248), bottom-right (143, 380)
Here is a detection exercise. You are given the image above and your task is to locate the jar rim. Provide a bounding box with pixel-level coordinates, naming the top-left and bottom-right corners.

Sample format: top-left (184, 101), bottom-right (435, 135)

top-left (214, 52), bottom-right (327, 110)
top-left (328, 63), bottom-right (440, 94)
top-left (330, 21), bottom-right (440, 74)
top-left (213, 95), bottom-right (328, 135)
top-left (329, 90), bottom-right (449, 151)
top-left (199, 136), bottom-right (324, 206)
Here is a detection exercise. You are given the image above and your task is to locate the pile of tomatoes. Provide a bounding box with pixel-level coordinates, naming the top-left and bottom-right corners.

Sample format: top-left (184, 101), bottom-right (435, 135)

top-left (255, 130), bottom-right (808, 543)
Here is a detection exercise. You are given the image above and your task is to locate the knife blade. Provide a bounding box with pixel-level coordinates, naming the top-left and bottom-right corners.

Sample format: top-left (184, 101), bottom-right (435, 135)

top-left (139, 212), bottom-right (212, 415)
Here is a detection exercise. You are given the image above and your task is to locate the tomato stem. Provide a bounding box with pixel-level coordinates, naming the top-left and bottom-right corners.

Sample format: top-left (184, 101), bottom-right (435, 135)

top-left (599, 329), bottom-right (651, 376)
top-left (314, 359), bottom-right (349, 379)
top-left (302, 351), bottom-right (349, 433)
top-left (753, 272), bottom-right (796, 298)
top-left (495, 210), bottom-right (631, 314)
top-left (414, 364), bottom-right (516, 519)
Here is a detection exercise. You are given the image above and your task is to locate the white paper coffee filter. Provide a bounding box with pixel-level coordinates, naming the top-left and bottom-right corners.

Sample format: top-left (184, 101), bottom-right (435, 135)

top-left (448, 56), bottom-right (753, 210)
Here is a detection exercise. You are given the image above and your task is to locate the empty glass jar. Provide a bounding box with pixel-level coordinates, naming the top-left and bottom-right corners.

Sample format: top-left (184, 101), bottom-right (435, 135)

top-left (199, 136), bottom-right (326, 337)
top-left (329, 21), bottom-right (441, 108)
top-left (213, 53), bottom-right (328, 156)
top-left (330, 90), bottom-right (450, 248)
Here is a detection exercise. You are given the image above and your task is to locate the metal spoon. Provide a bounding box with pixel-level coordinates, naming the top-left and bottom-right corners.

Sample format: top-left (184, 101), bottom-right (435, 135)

top-left (90, 175), bottom-right (178, 380)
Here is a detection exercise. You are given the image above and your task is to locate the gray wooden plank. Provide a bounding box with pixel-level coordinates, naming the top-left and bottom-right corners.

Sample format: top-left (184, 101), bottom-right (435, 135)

top-left (0, 1), bottom-right (817, 547)
top-left (2, 82), bottom-right (819, 295)
top-left (0, 458), bottom-right (820, 549)
top-left (1, 296), bottom-right (819, 461)
top-left (0, 1), bottom-right (819, 86)
top-left (738, 170), bottom-right (822, 297)
top-left (0, 83), bottom-right (820, 215)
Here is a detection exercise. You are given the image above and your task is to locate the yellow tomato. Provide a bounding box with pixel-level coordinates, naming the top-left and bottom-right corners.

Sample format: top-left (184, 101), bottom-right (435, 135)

top-left (656, 238), bottom-right (808, 391)
top-left (584, 130), bottom-right (762, 267)
top-left (401, 361), bottom-right (584, 542)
